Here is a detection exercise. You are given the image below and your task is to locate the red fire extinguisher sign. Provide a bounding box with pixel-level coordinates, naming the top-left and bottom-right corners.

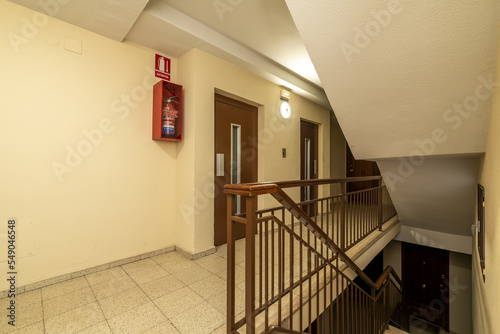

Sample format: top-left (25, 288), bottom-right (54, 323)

top-left (155, 54), bottom-right (171, 81)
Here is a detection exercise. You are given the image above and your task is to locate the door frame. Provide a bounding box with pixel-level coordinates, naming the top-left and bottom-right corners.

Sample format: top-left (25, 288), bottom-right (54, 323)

top-left (345, 144), bottom-right (380, 192)
top-left (214, 93), bottom-right (258, 246)
top-left (402, 242), bottom-right (450, 332)
top-left (300, 119), bottom-right (319, 214)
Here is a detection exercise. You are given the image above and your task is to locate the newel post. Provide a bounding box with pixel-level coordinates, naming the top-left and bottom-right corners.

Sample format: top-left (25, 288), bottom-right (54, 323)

top-left (227, 194), bottom-right (236, 334)
top-left (378, 179), bottom-right (383, 231)
top-left (245, 195), bottom-right (257, 334)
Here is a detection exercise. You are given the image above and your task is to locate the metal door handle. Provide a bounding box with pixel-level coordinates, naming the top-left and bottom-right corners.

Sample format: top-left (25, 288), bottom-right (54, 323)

top-left (313, 160), bottom-right (317, 175)
top-left (216, 154), bottom-right (224, 176)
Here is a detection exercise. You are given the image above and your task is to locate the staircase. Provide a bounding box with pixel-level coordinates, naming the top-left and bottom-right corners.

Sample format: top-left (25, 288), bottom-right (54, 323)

top-left (224, 177), bottom-right (407, 334)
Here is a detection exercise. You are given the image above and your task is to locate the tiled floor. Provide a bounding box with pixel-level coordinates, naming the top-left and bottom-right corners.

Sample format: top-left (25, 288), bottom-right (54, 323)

top-left (0, 245), bottom-right (246, 334)
top-left (0, 217), bottom-right (399, 334)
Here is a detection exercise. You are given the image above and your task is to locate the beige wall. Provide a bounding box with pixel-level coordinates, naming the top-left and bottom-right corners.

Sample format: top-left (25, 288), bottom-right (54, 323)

top-left (0, 2), bottom-right (333, 290)
top-left (176, 49), bottom-right (332, 254)
top-left (383, 240), bottom-right (402, 278)
top-left (474, 31), bottom-right (500, 334)
top-left (0, 2), bottom-right (177, 290)
top-left (449, 252), bottom-right (472, 334)
top-left (383, 241), bottom-right (472, 333)
top-left (330, 115), bottom-right (346, 194)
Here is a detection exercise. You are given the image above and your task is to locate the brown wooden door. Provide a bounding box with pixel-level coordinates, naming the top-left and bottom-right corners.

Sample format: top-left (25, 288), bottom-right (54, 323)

top-left (214, 94), bottom-right (258, 246)
top-left (300, 120), bottom-right (318, 215)
top-left (346, 145), bottom-right (380, 192)
top-left (402, 242), bottom-right (449, 331)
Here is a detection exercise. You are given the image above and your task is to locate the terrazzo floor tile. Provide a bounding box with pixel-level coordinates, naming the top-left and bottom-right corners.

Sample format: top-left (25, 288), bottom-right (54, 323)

top-left (97, 286), bottom-right (150, 319)
top-left (214, 244), bottom-right (227, 258)
top-left (188, 275), bottom-right (226, 300)
top-left (43, 286), bottom-right (95, 319)
top-left (85, 267), bottom-right (128, 286)
top-left (127, 264), bottom-right (169, 285)
top-left (234, 250), bottom-right (246, 264)
top-left (209, 324), bottom-right (227, 334)
top-left (121, 259), bottom-right (158, 274)
top-left (0, 294), bottom-right (43, 332)
top-left (170, 301), bottom-right (225, 334)
top-left (194, 255), bottom-right (227, 274)
top-left (173, 265), bottom-right (212, 286)
top-left (44, 302), bottom-right (104, 334)
top-left (41, 277), bottom-right (89, 300)
top-left (157, 255), bottom-right (198, 274)
top-left (207, 286), bottom-right (245, 316)
top-left (153, 287), bottom-right (204, 319)
top-left (76, 321), bottom-right (113, 334)
top-left (107, 302), bottom-right (167, 334)
top-left (0, 289), bottom-right (41, 309)
top-left (0, 250), bottom-right (259, 334)
top-left (151, 251), bottom-right (186, 265)
top-left (89, 275), bottom-right (138, 300)
top-left (142, 321), bottom-right (181, 334)
top-left (5, 321), bottom-right (44, 334)
top-left (140, 274), bottom-right (185, 300)
top-left (216, 263), bottom-right (246, 285)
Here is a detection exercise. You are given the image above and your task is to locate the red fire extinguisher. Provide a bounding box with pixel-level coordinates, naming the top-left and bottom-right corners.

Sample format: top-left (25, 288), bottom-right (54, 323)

top-left (162, 96), bottom-right (179, 137)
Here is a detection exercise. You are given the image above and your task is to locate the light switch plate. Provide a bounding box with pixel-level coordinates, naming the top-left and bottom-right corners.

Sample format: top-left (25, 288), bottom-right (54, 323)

top-left (65, 37), bottom-right (82, 54)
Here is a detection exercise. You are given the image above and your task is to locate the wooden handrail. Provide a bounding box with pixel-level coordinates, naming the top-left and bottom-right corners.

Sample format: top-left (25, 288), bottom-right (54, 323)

top-left (271, 187), bottom-right (395, 292)
top-left (374, 266), bottom-right (403, 289)
top-left (225, 177), bottom-right (399, 291)
top-left (225, 177), bottom-right (401, 334)
top-left (224, 183), bottom-right (278, 196)
top-left (274, 176), bottom-right (381, 188)
top-left (224, 176), bottom-right (382, 196)
top-left (255, 186), bottom-right (382, 215)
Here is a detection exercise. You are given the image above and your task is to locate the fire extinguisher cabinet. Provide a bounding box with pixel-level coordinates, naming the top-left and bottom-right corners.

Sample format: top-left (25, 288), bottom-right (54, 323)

top-left (153, 80), bottom-right (183, 141)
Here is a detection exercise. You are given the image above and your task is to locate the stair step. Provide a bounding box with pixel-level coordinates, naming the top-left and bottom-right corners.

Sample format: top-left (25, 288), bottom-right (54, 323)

top-left (386, 325), bottom-right (410, 334)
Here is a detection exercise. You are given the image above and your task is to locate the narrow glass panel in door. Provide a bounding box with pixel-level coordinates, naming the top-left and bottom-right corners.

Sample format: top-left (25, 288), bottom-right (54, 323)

top-left (231, 124), bottom-right (242, 214)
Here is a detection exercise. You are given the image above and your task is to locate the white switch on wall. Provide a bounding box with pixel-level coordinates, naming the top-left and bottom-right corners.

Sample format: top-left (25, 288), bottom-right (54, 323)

top-left (65, 37), bottom-right (82, 54)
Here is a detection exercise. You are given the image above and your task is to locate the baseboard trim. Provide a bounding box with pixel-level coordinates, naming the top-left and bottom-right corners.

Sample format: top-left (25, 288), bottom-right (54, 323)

top-left (0, 243), bottom-right (221, 299)
top-left (176, 245), bottom-right (217, 260)
top-left (0, 245), bottom-right (180, 298)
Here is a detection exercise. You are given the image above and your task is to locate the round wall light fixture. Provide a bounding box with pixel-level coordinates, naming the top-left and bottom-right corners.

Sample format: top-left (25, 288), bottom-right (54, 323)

top-left (280, 101), bottom-right (291, 119)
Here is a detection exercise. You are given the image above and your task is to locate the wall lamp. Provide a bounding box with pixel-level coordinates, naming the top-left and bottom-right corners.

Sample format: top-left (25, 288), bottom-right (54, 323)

top-left (280, 89), bottom-right (291, 119)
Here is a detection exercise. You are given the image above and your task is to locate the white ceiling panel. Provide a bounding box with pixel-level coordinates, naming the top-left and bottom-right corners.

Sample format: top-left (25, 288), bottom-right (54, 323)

top-left (8, 0), bottom-right (149, 41)
top-left (286, 0), bottom-right (499, 160)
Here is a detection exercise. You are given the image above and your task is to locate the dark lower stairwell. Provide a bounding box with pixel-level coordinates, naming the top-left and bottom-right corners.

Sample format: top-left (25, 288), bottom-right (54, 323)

top-left (303, 285), bottom-right (400, 334)
top-left (224, 177), bottom-right (407, 334)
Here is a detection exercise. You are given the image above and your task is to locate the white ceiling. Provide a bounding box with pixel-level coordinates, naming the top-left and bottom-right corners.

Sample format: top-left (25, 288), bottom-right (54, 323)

top-left (285, 0), bottom-right (499, 238)
top-left (124, 0), bottom-right (329, 108)
top-left (378, 156), bottom-right (480, 236)
top-left (7, 0), bottom-right (327, 106)
top-left (157, 0), bottom-right (321, 87)
top-left (285, 0), bottom-right (499, 160)
top-left (8, 0), bottom-right (500, 239)
top-left (9, 0), bottom-right (149, 41)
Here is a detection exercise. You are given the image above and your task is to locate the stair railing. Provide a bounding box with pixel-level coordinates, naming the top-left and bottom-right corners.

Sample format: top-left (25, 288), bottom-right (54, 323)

top-left (225, 177), bottom-right (401, 334)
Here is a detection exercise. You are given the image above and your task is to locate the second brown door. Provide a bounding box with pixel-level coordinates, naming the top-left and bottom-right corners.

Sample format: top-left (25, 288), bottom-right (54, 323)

top-left (402, 242), bottom-right (449, 331)
top-left (346, 145), bottom-right (380, 192)
top-left (300, 120), bottom-right (319, 215)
